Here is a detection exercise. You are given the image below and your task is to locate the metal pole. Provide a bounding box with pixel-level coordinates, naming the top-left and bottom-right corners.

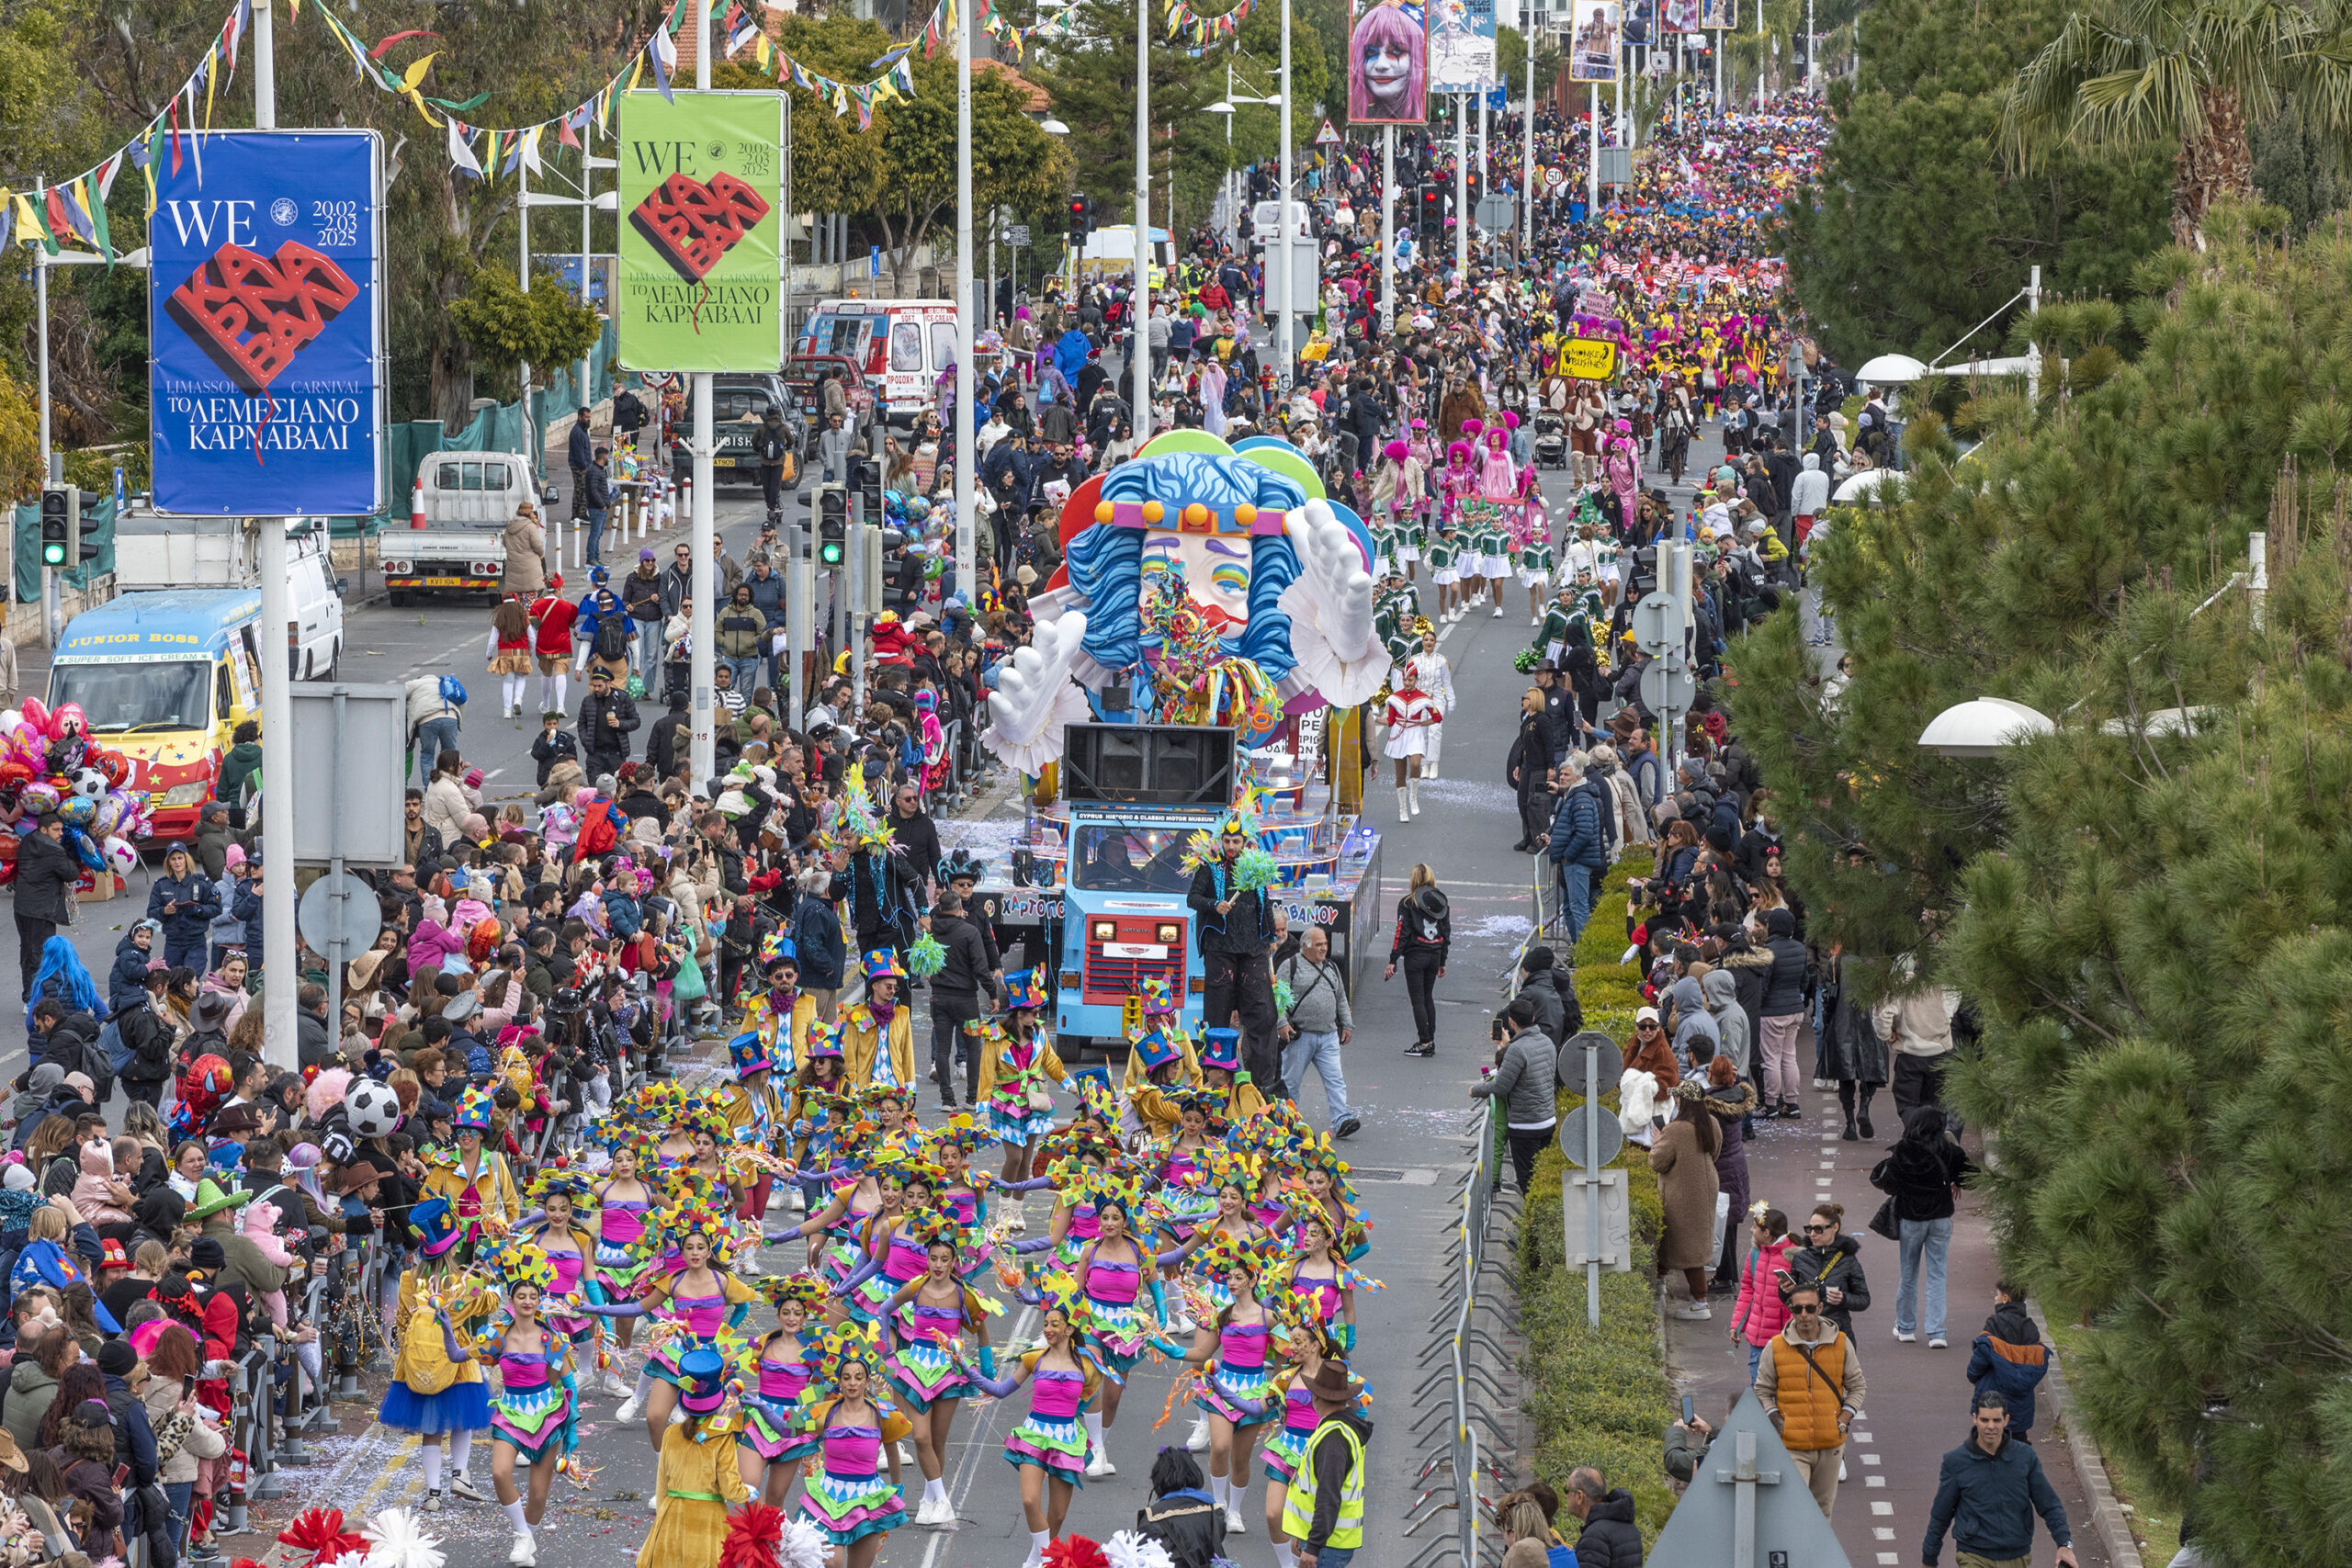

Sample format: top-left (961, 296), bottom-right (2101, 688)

top-left (1379, 125), bottom-right (1395, 340)
top-left (1665, 538), bottom-right (1691, 775)
top-left (1277, 0), bottom-right (1294, 390)
top-left (1453, 95), bottom-right (1467, 278)
top-left (849, 502), bottom-right (868, 715)
top-left (1806, 0), bottom-right (1816, 91)
top-left (35, 180), bottom-right (55, 645)
top-left (1588, 84), bottom-right (1599, 214)
top-left (956, 0), bottom-right (976, 604)
top-left (1136, 0), bottom-right (1155, 433)
top-left (520, 160), bottom-right (535, 481)
top-left (1522, 29), bottom-right (1535, 255)
top-left (1586, 1043), bottom-right (1600, 1327)
top-left (689, 15), bottom-right (715, 786)
top-left (324, 688), bottom-right (345, 1055)
top-left (255, 0), bottom-right (295, 1072)
top-left (2026, 264), bottom-right (2042, 405)
top-left (788, 550), bottom-right (811, 732)
top-left (579, 130), bottom-right (594, 410)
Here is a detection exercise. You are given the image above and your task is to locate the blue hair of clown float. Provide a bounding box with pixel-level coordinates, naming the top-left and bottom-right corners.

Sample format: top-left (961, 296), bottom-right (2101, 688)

top-left (1062, 451), bottom-right (1306, 732)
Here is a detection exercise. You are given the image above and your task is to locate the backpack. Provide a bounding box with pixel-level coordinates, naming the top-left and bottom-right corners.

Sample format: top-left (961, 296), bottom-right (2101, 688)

top-left (753, 426), bottom-right (787, 464)
top-left (401, 1304), bottom-right (461, 1394)
top-left (437, 675), bottom-right (469, 707)
top-left (594, 616), bottom-right (629, 662)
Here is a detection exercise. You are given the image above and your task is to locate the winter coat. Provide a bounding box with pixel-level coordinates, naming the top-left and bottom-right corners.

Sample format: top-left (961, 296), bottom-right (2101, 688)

top-left (1923, 1432), bottom-right (2073, 1564)
top-left (1706, 1078), bottom-right (1758, 1219)
top-left (1649, 1114), bottom-right (1722, 1272)
top-left (1472, 1028), bottom-right (1559, 1129)
top-left (1966, 1303), bottom-right (2050, 1436)
top-left (115, 998), bottom-right (174, 1088)
top-left (1760, 908), bottom-right (1808, 1016)
top-left (108, 934), bottom-right (156, 1014)
top-left (789, 888), bottom-right (847, 990)
top-left (1873, 985), bottom-right (1957, 1060)
top-left (1780, 1232), bottom-right (1871, 1337)
top-left (1701, 969), bottom-right (1750, 1072)
top-left (12, 829), bottom-right (80, 924)
top-left (1546, 781), bottom-right (1606, 869)
top-left (215, 741), bottom-right (264, 810)
top-left (1514, 967), bottom-right (1580, 1047)
top-left (1871, 1124), bottom-right (1972, 1223)
top-left (143, 1377), bottom-right (226, 1485)
top-left (1818, 954), bottom-right (1890, 1086)
top-left (1733, 1234), bottom-right (1796, 1347)
top-left (503, 513), bottom-right (547, 594)
top-left (147, 869), bottom-right (220, 952)
top-left (1569, 1489), bottom-right (1643, 1568)
top-left (1, 1358), bottom-right (57, 1450)
top-left (1719, 942), bottom-right (1772, 1054)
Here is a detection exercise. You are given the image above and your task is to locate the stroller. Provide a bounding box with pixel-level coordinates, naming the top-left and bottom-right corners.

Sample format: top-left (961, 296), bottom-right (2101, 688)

top-left (1532, 412), bottom-right (1568, 469)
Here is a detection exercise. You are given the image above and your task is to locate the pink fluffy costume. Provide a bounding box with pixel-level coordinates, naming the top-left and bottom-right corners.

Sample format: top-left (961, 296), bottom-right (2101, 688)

top-left (1602, 419), bottom-right (1642, 537)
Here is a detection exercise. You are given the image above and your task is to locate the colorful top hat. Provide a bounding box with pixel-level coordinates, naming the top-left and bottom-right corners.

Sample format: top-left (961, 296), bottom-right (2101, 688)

top-left (452, 1087), bottom-right (496, 1134)
top-left (1003, 966), bottom-right (1049, 1012)
top-left (803, 1021), bottom-right (846, 1060)
top-left (411, 1195), bottom-right (463, 1258)
top-left (674, 1346), bottom-right (733, 1416)
top-left (1137, 973), bottom-right (1177, 1016)
top-left (1198, 1026), bottom-right (1242, 1075)
top-left (863, 948), bottom-right (908, 983)
top-left (728, 1029), bottom-right (782, 1077)
top-left (1131, 1026), bottom-right (1185, 1073)
top-left (759, 930), bottom-right (799, 970)
top-left (486, 1238), bottom-right (559, 1295)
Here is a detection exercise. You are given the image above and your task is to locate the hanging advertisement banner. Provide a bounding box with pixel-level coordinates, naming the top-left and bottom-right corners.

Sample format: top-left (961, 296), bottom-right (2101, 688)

top-left (1570, 2), bottom-right (1623, 79)
top-left (148, 130), bottom-right (387, 516)
top-left (616, 91), bottom-right (786, 372)
top-left (1700, 0), bottom-right (1736, 27)
top-left (1429, 0), bottom-right (1498, 94)
top-left (1349, 1), bottom-right (1430, 124)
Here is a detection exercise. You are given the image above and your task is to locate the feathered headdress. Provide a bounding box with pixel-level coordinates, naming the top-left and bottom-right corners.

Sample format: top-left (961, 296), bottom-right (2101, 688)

top-left (760, 1271), bottom-right (832, 1314)
top-left (1193, 1228), bottom-right (1277, 1284)
top-left (836, 762), bottom-right (895, 850)
top-left (525, 1168), bottom-right (596, 1209)
top-left (479, 1237), bottom-right (559, 1295)
top-left (806, 1321), bottom-right (884, 1385)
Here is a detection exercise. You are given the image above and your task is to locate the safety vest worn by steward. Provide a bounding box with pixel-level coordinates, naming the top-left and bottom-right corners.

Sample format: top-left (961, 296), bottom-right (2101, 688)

top-left (1281, 1417), bottom-right (1367, 1550)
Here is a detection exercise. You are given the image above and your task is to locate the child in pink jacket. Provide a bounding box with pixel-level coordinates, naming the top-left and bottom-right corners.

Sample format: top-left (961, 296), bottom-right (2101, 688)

top-left (1729, 1204), bottom-right (1796, 1382)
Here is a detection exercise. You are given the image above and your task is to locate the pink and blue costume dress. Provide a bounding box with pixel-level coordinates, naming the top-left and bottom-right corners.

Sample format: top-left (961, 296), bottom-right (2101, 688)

top-left (592, 1188), bottom-right (654, 1298)
top-left (1195, 1314), bottom-right (1274, 1428)
top-left (968, 1354), bottom-right (1097, 1487)
top-left (984, 1037), bottom-right (1059, 1145)
top-left (486, 1342), bottom-right (576, 1467)
top-left (797, 1403), bottom-right (910, 1544)
top-left (882, 1294), bottom-right (987, 1413)
top-left (1259, 1375), bottom-right (1319, 1485)
top-left (741, 1331), bottom-right (821, 1465)
top-left (838, 1224), bottom-right (932, 1325)
top-left (522, 1225), bottom-right (598, 1349)
top-left (628, 1272), bottom-right (753, 1387)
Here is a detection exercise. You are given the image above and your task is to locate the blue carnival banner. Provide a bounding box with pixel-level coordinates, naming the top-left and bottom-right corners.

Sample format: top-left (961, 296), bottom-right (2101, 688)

top-left (148, 130), bottom-right (387, 515)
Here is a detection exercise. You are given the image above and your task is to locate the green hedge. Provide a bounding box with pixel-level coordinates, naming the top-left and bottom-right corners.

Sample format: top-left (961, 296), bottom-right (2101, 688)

top-left (1510, 861), bottom-right (1679, 1546)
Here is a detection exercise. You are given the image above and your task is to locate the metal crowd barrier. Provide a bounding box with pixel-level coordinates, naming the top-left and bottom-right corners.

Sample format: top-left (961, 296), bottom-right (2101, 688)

top-left (1407, 1097), bottom-right (1512, 1568)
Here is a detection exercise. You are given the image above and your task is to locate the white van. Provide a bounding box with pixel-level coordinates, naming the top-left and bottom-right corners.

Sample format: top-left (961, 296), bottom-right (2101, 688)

top-left (797, 299), bottom-right (968, 425)
top-left (109, 515), bottom-right (346, 679)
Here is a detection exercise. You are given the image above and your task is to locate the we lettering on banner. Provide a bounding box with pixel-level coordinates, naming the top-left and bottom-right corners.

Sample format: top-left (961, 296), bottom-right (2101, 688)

top-left (629, 171), bottom-right (771, 283)
top-left (164, 241), bottom-right (362, 397)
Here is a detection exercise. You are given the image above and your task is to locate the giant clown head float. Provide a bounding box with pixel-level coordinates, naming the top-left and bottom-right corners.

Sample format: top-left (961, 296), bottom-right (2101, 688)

top-left (978, 434), bottom-right (1391, 775)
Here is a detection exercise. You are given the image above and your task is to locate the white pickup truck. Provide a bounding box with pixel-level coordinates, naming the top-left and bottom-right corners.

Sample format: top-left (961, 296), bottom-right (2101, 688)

top-left (110, 514), bottom-right (347, 679)
top-left (385, 454), bottom-right (535, 605)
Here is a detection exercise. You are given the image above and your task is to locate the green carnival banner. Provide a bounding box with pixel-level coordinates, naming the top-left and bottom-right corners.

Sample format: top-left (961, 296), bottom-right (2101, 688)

top-left (615, 91), bottom-right (785, 372)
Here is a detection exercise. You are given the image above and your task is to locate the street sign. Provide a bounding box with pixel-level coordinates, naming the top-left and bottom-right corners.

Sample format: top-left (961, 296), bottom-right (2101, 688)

top-left (1544, 166), bottom-right (1568, 191)
top-left (1560, 1032), bottom-right (1623, 1091)
top-left (1645, 1391), bottom-right (1856, 1568)
top-left (1562, 1168), bottom-right (1633, 1269)
top-left (1631, 590), bottom-right (1679, 654)
top-left (1558, 1104), bottom-right (1624, 1170)
top-left (1002, 224), bottom-right (1030, 247)
top-left (1315, 118), bottom-right (1341, 145)
top-left (1641, 660), bottom-right (1698, 715)
top-left (298, 871), bottom-right (382, 956)
top-left (1474, 195), bottom-right (1518, 231)
top-left (148, 130), bottom-right (387, 516)
top-left (1562, 335), bottom-right (1619, 380)
top-left (285, 682), bottom-right (410, 866)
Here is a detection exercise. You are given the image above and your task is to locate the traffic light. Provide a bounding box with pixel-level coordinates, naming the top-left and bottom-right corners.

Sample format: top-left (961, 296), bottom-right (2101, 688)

top-left (851, 457), bottom-right (883, 525)
top-left (38, 486), bottom-right (76, 569)
top-left (1066, 193), bottom-right (1095, 243)
top-left (1417, 185), bottom-right (1444, 235)
top-left (74, 495), bottom-right (100, 563)
top-left (817, 484), bottom-right (847, 568)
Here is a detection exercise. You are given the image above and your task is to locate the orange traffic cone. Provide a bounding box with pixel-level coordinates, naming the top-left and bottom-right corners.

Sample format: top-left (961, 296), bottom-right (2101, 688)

top-left (409, 474), bottom-right (427, 530)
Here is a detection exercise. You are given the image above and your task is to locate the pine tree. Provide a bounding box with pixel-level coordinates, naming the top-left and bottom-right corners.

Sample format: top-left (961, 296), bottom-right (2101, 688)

top-left (1724, 206), bottom-right (2352, 1565)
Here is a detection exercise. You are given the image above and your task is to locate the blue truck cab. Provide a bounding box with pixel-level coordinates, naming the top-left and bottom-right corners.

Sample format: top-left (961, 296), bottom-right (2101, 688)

top-left (1053, 804), bottom-right (1216, 1050)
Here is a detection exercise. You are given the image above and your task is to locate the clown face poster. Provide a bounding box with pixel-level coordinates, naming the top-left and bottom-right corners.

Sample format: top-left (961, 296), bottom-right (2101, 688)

top-left (616, 92), bottom-right (785, 373)
top-left (147, 130), bottom-right (386, 516)
top-left (1350, 1), bottom-right (1429, 124)
top-left (1429, 0), bottom-right (1498, 95)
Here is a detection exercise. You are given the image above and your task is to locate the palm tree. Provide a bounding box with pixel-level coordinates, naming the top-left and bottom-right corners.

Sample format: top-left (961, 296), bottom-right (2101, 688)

top-left (2000, 0), bottom-right (2352, 250)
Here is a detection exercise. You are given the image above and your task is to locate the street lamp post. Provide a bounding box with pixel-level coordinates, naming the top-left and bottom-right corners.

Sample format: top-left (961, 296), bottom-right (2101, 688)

top-left (955, 0), bottom-right (974, 604)
top-left (1276, 0), bottom-right (1295, 391)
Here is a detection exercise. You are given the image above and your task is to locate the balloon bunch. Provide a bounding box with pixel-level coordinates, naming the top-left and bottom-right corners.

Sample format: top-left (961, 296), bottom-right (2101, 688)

top-left (0, 699), bottom-right (151, 885)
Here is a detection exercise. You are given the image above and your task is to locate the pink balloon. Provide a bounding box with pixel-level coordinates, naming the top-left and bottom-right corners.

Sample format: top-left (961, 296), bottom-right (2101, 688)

top-left (16, 699), bottom-right (50, 737)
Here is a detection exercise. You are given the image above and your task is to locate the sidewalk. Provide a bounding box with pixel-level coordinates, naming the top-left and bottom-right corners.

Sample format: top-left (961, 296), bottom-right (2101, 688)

top-left (1662, 1072), bottom-right (2110, 1568)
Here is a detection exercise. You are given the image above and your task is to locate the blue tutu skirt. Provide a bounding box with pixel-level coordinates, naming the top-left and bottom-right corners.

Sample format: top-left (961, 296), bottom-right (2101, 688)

top-left (379, 1378), bottom-right (492, 1435)
top-left (799, 1469), bottom-right (906, 1544)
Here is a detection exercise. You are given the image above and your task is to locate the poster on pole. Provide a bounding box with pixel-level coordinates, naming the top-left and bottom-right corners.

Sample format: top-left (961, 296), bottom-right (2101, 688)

top-left (1429, 0), bottom-right (1498, 95)
top-left (616, 91), bottom-right (786, 372)
top-left (1349, 1), bottom-right (1430, 124)
top-left (1699, 0), bottom-right (1736, 28)
top-left (1660, 0), bottom-right (1700, 29)
top-left (1570, 3), bottom-right (1623, 79)
top-left (147, 130), bottom-right (386, 516)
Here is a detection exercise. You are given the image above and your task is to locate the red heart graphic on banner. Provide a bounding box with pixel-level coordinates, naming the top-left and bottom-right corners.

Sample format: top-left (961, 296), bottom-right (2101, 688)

top-left (629, 170), bottom-right (772, 285)
top-left (164, 241), bottom-right (361, 398)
